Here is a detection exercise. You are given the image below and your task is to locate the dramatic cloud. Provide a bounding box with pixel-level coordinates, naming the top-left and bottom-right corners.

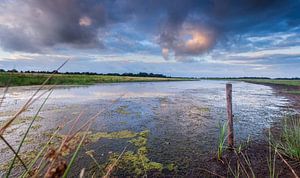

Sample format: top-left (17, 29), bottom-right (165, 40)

top-left (0, 0), bottom-right (300, 76)
top-left (159, 24), bottom-right (216, 60)
top-left (0, 0), bottom-right (108, 52)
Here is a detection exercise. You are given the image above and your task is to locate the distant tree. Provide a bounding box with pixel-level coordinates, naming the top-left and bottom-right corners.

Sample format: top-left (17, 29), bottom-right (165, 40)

top-left (7, 69), bottom-right (18, 73)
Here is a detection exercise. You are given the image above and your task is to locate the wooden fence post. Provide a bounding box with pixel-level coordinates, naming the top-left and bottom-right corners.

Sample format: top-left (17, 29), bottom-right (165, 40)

top-left (226, 83), bottom-right (234, 148)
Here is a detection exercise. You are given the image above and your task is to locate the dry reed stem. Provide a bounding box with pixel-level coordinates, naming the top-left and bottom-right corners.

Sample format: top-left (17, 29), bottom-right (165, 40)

top-left (277, 151), bottom-right (299, 178)
top-left (103, 145), bottom-right (128, 178)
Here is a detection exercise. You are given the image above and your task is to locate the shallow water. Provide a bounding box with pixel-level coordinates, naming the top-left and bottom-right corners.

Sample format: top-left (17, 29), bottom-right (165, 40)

top-left (0, 80), bottom-right (293, 175)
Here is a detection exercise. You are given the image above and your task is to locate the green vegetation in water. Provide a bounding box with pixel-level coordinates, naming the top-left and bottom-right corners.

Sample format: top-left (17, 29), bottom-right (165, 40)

top-left (31, 124), bottom-right (42, 130)
top-left (0, 72), bottom-right (193, 87)
top-left (43, 130), bottom-right (138, 146)
top-left (0, 148), bottom-right (40, 171)
top-left (166, 163), bottom-right (176, 171)
top-left (0, 116), bottom-right (43, 127)
top-left (107, 130), bottom-right (166, 176)
top-left (114, 105), bottom-right (130, 115)
top-left (0, 130), bottom-right (137, 172)
top-left (85, 130), bottom-right (175, 176)
top-left (88, 130), bottom-right (137, 142)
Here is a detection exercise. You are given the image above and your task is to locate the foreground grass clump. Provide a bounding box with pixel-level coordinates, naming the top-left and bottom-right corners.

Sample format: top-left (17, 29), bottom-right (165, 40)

top-left (0, 72), bottom-right (192, 87)
top-left (276, 116), bottom-right (300, 160)
top-left (217, 122), bottom-right (227, 160)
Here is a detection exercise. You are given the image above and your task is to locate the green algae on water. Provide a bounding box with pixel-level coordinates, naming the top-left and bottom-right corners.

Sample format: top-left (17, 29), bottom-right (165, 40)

top-left (106, 130), bottom-right (165, 176)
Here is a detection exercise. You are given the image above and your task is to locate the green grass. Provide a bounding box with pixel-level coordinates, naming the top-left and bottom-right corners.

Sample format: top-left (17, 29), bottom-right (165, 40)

top-left (276, 117), bottom-right (300, 160)
top-left (217, 122), bottom-right (227, 160)
top-left (240, 79), bottom-right (300, 87)
top-left (0, 72), bottom-right (193, 87)
top-left (285, 90), bottom-right (300, 95)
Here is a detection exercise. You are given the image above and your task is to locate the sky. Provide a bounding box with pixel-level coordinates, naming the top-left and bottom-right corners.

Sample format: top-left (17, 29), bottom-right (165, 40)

top-left (0, 0), bottom-right (300, 77)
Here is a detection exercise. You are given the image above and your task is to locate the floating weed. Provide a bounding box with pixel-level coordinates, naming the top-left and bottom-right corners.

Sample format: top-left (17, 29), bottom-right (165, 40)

top-left (31, 124), bottom-right (42, 130)
top-left (42, 130), bottom-right (137, 145)
top-left (119, 121), bottom-right (128, 125)
top-left (0, 110), bottom-right (16, 117)
top-left (0, 149), bottom-right (39, 171)
top-left (166, 163), bottom-right (176, 171)
top-left (88, 130), bottom-right (137, 142)
top-left (1, 116), bottom-right (43, 129)
top-left (23, 137), bottom-right (34, 144)
top-left (158, 97), bottom-right (168, 103)
top-left (104, 130), bottom-right (168, 176)
top-left (198, 107), bottom-right (210, 114)
top-left (114, 105), bottom-right (130, 115)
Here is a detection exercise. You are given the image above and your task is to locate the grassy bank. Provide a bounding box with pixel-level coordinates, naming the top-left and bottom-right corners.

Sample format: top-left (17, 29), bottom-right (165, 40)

top-left (238, 79), bottom-right (300, 95)
top-left (240, 79), bottom-right (300, 87)
top-left (0, 72), bottom-right (194, 87)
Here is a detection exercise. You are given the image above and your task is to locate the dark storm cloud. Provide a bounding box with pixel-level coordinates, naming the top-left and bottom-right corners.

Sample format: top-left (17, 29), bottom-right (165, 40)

top-left (0, 0), bottom-right (110, 52)
top-left (0, 0), bottom-right (299, 60)
top-left (113, 0), bottom-right (300, 60)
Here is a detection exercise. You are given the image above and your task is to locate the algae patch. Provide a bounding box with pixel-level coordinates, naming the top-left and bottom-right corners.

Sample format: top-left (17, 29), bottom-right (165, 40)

top-left (105, 130), bottom-right (168, 176)
top-left (43, 130), bottom-right (137, 146)
top-left (114, 105), bottom-right (130, 115)
top-left (88, 130), bottom-right (137, 142)
top-left (84, 130), bottom-right (174, 177)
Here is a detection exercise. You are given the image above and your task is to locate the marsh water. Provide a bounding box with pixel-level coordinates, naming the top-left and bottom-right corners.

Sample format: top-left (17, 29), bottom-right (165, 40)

top-left (0, 80), bottom-right (294, 175)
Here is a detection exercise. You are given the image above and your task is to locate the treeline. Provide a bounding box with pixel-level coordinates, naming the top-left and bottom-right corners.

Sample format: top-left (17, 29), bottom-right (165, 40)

top-left (273, 77), bottom-right (300, 80)
top-left (199, 77), bottom-right (271, 80)
top-left (0, 69), bottom-right (169, 78)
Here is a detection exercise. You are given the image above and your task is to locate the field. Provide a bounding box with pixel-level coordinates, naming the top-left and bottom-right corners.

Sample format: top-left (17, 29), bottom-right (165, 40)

top-left (239, 79), bottom-right (300, 95)
top-left (240, 79), bottom-right (300, 87)
top-left (0, 72), bottom-right (193, 87)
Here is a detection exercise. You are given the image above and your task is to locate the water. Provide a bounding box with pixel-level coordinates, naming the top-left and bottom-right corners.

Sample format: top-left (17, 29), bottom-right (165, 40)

top-left (0, 80), bottom-right (292, 175)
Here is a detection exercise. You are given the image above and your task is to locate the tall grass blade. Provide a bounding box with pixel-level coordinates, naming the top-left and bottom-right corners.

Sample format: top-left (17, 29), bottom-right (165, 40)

top-left (217, 121), bottom-right (228, 160)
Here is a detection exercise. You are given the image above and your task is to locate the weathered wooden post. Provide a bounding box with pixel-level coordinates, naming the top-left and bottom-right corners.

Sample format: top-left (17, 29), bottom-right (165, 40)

top-left (226, 83), bottom-right (234, 148)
